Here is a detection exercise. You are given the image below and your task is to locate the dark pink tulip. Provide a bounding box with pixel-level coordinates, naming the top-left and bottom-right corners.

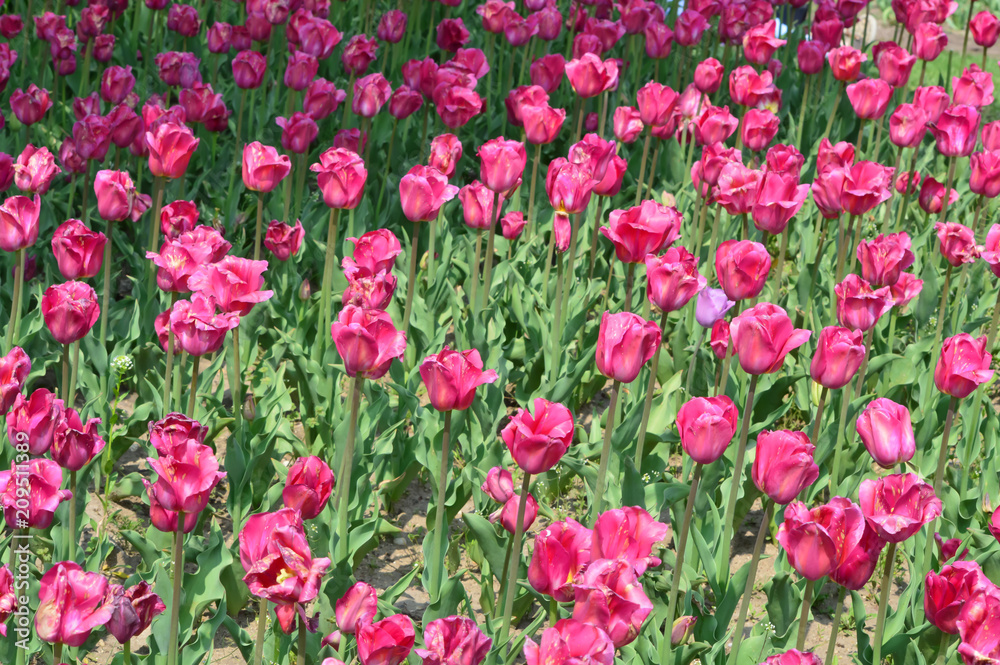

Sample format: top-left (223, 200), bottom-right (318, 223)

top-left (860, 473), bottom-right (942, 542)
top-left (752, 430), bottom-right (819, 504)
top-left (166, 3), bottom-right (200, 36)
top-left (811, 326), bottom-right (866, 390)
top-left (934, 222), bottom-right (980, 267)
top-left (765, 144), bottom-right (805, 178)
top-left (731, 302), bottom-right (810, 374)
top-left (264, 219), bottom-right (304, 261)
top-left (834, 274), bottom-right (893, 332)
top-left (635, 81), bottom-right (677, 128)
top-left (399, 165), bottom-right (459, 222)
top-left (35, 562), bottom-right (111, 647)
top-left (41, 281), bottom-right (99, 344)
top-left (935, 333), bottom-right (994, 399)
top-left (387, 86), bottom-right (422, 120)
top-left (600, 200), bottom-right (680, 263)
top-left (92, 34), bottom-right (114, 62)
top-left (477, 0), bottom-right (515, 33)
top-left (857, 232), bottom-right (915, 287)
top-left (478, 137), bottom-right (527, 195)
top-left (482, 466), bottom-right (514, 504)
top-left (926, 562), bottom-right (994, 636)
top-left (188, 256), bottom-right (274, 316)
top-left (676, 9), bottom-right (710, 46)
top-left (10, 84), bottom-right (52, 125)
top-left (335, 582), bottom-right (377, 635)
top-left (846, 78), bottom-right (893, 119)
top-left (14, 145), bottom-right (61, 195)
top-left (459, 181), bottom-right (497, 230)
top-left (569, 133), bottom-right (616, 182)
top-left (207, 21), bottom-right (233, 53)
top-left (742, 20), bottom-right (785, 65)
top-left (895, 170), bottom-right (921, 195)
top-left (232, 49), bottom-right (267, 89)
top-left (51, 219), bottom-right (106, 279)
top-left (716, 162), bottom-right (763, 216)
top-left (530, 53), bottom-right (566, 93)
top-left (817, 138), bottom-right (856, 172)
top-left (889, 272), bottom-right (924, 310)
top-left (529, 519), bottom-right (593, 602)
top-left (342, 34), bottom-right (378, 76)
top-left (242, 142), bottom-right (291, 193)
top-left (841, 161), bottom-right (893, 215)
top-left (437, 17), bottom-right (470, 51)
top-left (645, 247), bottom-right (705, 313)
top-left (764, 650), bottom-right (824, 665)
top-left (502, 398), bottom-right (573, 474)
top-left (100, 66), bottom-right (135, 105)
top-left (0, 346), bottom-right (29, 415)
top-left (827, 45), bottom-right (866, 82)
top-left (491, 485), bottom-right (539, 534)
top-left (698, 143), bottom-right (742, 189)
top-left (729, 65), bottom-right (776, 107)
top-left (154, 51), bottom-right (202, 88)
top-left (104, 581), bottom-right (166, 645)
top-left (971, 150), bottom-right (1000, 199)
top-left (564, 53), bottom-right (618, 98)
top-left (95, 169), bottom-right (149, 222)
top-left (6, 388), bottom-right (63, 455)
top-left (913, 22), bottom-right (947, 60)
top-left (148, 413), bottom-right (208, 456)
top-left (179, 83), bottom-right (223, 125)
top-left (0, 14), bottom-right (22, 39)
top-left (148, 227), bottom-right (231, 293)
top-left (146, 121), bottom-right (199, 179)
top-left (971, 11), bottom-right (1000, 47)
top-left (956, 590), bottom-right (1000, 665)
top-left (889, 103), bottom-right (929, 148)
top-left (147, 440), bottom-right (226, 520)
top-left (506, 85), bottom-right (549, 128)
top-left (692, 106), bottom-right (737, 146)
top-left (282, 455), bottom-right (334, 519)
top-left (751, 170), bottom-right (808, 235)
top-left (502, 210), bottom-right (526, 239)
top-left (164, 294), bottom-right (238, 356)
top-left (330, 306), bottom-right (406, 380)
top-left (286, 10), bottom-right (342, 58)
top-left (0, 193), bottom-right (40, 253)
top-left (376, 9), bottom-right (407, 43)
top-left (714, 239), bottom-right (771, 301)
top-left (676, 395), bottom-right (738, 465)
top-left (0, 458), bottom-right (70, 529)
top-left (358, 615), bottom-right (415, 665)
top-left (107, 104), bottom-right (144, 149)
top-left (856, 397), bottom-right (916, 468)
top-left (311, 147), bottom-right (367, 210)
top-left (777, 498), bottom-right (864, 580)
top-left (533, 6), bottom-right (563, 41)
top-left (524, 619), bottom-right (614, 665)
top-left (416, 616), bottom-right (491, 665)
top-left (343, 270), bottom-right (397, 310)
top-left (522, 104), bottom-right (566, 145)
top-left (352, 73), bottom-right (391, 118)
top-left (952, 65), bottom-right (994, 108)
top-left (51, 407), bottom-right (104, 471)
top-left (284, 50), bottom-right (318, 91)
top-left (930, 105), bottom-right (981, 157)
top-left (874, 42), bottom-right (916, 87)
top-left (572, 557), bottom-right (653, 648)
top-left (692, 57), bottom-right (724, 95)
top-left (919, 176), bottom-right (958, 215)
top-left (644, 21), bottom-right (673, 58)
top-left (433, 85), bottom-right (483, 129)
top-left (983, 224), bottom-right (1000, 278)
top-left (591, 506), bottom-right (667, 575)
top-left (595, 311), bottom-right (661, 383)
top-left (275, 113), bottom-right (318, 155)
top-left (914, 85), bottom-right (950, 123)
top-left (428, 134), bottom-right (463, 178)
top-left (797, 40), bottom-right (826, 75)
top-left (344, 229), bottom-right (401, 278)
top-left (72, 114), bottom-right (112, 162)
top-left (419, 347), bottom-right (498, 412)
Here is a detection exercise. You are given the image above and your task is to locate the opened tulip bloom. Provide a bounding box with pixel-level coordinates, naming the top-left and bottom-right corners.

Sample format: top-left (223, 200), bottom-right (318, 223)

top-left (0, 458), bottom-right (71, 529)
top-left (502, 398), bottom-right (574, 474)
top-left (357, 615), bottom-right (415, 665)
top-left (415, 616), bottom-right (492, 665)
top-left (645, 247), bottom-right (706, 313)
top-left (591, 506), bottom-right (668, 575)
top-left (572, 557), bottom-right (654, 647)
top-left (835, 275), bottom-right (894, 332)
top-left (730, 302), bottom-right (810, 374)
top-left (925, 561), bottom-right (994, 635)
top-left (0, 346), bottom-right (30, 415)
top-left (856, 233), bottom-right (915, 287)
top-left (935, 222), bottom-right (981, 267)
top-left (715, 240), bottom-right (771, 301)
top-left (35, 561), bottom-right (112, 647)
top-left (524, 619), bottom-right (615, 665)
top-left (399, 166), bottom-right (460, 222)
top-left (859, 473), bottom-right (942, 543)
top-left (51, 219), bottom-right (106, 279)
top-left (529, 519), bottom-right (593, 602)
top-left (283, 456), bottom-right (334, 519)
top-left (104, 581), bottom-right (166, 644)
top-left (187, 257), bottom-right (274, 315)
top-left (777, 498), bottom-right (865, 580)
top-left (600, 200), bottom-right (681, 264)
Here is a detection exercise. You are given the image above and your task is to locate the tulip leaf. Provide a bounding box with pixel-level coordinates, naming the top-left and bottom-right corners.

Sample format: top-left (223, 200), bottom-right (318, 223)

top-left (762, 571), bottom-right (800, 639)
top-left (462, 513), bottom-right (508, 584)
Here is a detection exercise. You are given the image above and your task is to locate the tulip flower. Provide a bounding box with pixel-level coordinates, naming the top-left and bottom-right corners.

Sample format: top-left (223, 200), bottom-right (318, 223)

top-left (714, 239), bottom-right (771, 301)
top-left (528, 519), bottom-right (593, 602)
top-left (934, 222), bottom-right (980, 267)
top-left (148, 413), bottom-right (208, 455)
top-left (572, 558), bottom-right (654, 647)
top-left (797, 41), bottom-right (826, 75)
top-left (0, 346), bottom-right (29, 415)
top-left (847, 78), bottom-right (893, 119)
top-left (919, 176), bottom-right (959, 215)
top-left (752, 430), bottom-right (819, 504)
top-left (399, 165), bottom-right (459, 222)
top-left (972, 11), bottom-right (1000, 47)
top-left (913, 22), bottom-right (947, 60)
top-left (859, 473), bottom-right (942, 543)
top-left (146, 441), bottom-right (226, 520)
top-left (524, 619), bottom-right (614, 665)
top-left (335, 582), bottom-right (378, 635)
top-left (730, 302), bottom-right (811, 375)
top-left (546, 158), bottom-right (596, 220)
top-left (856, 233), bottom-right (915, 287)
top-left (751, 171), bottom-right (809, 235)
top-left (764, 651), bottom-right (825, 665)
top-left (827, 46), bottom-right (866, 82)
top-left (344, 229), bottom-right (401, 278)
top-left (765, 145), bottom-right (805, 178)
top-left (601, 200), bottom-right (681, 264)
top-left (564, 53), bottom-right (618, 98)
top-left (636, 81), bottom-right (678, 128)
top-left (889, 104), bottom-right (930, 148)
top-left (594, 311), bottom-right (661, 383)
top-left (645, 247), bottom-right (706, 313)
top-left (729, 66), bottom-right (776, 107)
top-left (914, 86), bottom-right (951, 123)
top-left (0, 458), bottom-right (71, 529)
top-left (676, 396), bottom-right (738, 465)
top-left (104, 581), bottom-right (166, 645)
top-left (330, 306), bottom-right (406, 380)
top-left (146, 121), bottom-right (199, 179)
top-left (242, 142), bottom-right (291, 194)
top-left (478, 137), bottom-right (527, 196)
top-left (10, 84), bottom-right (52, 125)
top-left (926, 562), bottom-right (994, 636)
top-left (741, 108), bottom-right (779, 152)
top-left (147, 226), bottom-right (231, 293)
top-left (387, 86), bottom-right (423, 120)
top-left (693, 57), bottom-right (724, 94)
top-left (874, 43), bottom-right (916, 88)
top-left (282, 456), bottom-right (334, 519)
top-left (415, 616), bottom-right (491, 665)
top-left (41, 281), bottom-right (99, 345)
top-left (502, 398), bottom-right (573, 474)
top-left (357, 615), bottom-right (415, 665)
top-left (50, 219), bottom-right (106, 280)
top-left (840, 161), bottom-right (894, 216)
top-left (0, 194), bottom-right (40, 252)
top-left (51, 407), bottom-right (105, 471)
top-left (777, 498), bottom-right (865, 580)
top-left (263, 220), bottom-right (304, 261)
top-left (312, 147), bottom-right (367, 210)
top-left (952, 65), bottom-right (994, 108)
top-left (935, 334), bottom-right (994, 399)
top-left (856, 398), bottom-right (916, 468)
top-left (419, 347), bottom-right (498, 412)
top-left (166, 293), bottom-right (240, 356)
top-left (95, 169), bottom-right (150, 222)
top-left (742, 20), bottom-right (785, 65)
top-left (930, 105), bottom-right (981, 157)
top-left (501, 211), bottom-right (526, 239)
top-left (835, 274), bottom-right (893, 332)
top-left (35, 561), bottom-right (112, 647)
top-left (14, 145), bottom-right (61, 195)
top-left (591, 506), bottom-right (667, 576)
top-left (275, 114), bottom-right (318, 155)
top-left (811, 326), bottom-right (866, 390)
top-left (970, 150), bottom-right (1000, 199)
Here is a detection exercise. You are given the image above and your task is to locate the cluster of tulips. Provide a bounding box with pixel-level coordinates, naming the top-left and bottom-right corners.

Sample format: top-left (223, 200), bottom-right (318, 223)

top-left (1, 0), bottom-right (1000, 663)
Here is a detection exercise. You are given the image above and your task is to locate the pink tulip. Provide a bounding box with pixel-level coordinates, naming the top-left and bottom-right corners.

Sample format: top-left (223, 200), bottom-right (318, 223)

top-left (564, 53), bottom-right (618, 98)
top-left (41, 281), bottom-right (99, 345)
top-left (914, 85), bottom-right (951, 123)
top-left (930, 105), bottom-right (981, 157)
top-left (714, 239), bottom-right (771, 301)
top-left (751, 171), bottom-right (809, 235)
top-left (716, 162), bottom-right (763, 216)
top-left (311, 147), bottom-right (367, 210)
top-left (935, 333), bottom-right (994, 399)
top-left (188, 256), bottom-right (274, 315)
top-left (524, 619), bottom-right (614, 665)
top-left (834, 274), bottom-right (893, 332)
top-left (10, 84), bottom-right (52, 125)
top-left (344, 229), bottom-right (402, 277)
top-left (846, 78), bottom-right (893, 119)
top-left (147, 413), bottom-right (208, 456)
top-left (146, 121), bottom-right (199, 179)
top-left (677, 395), bottom-right (738, 465)
top-left (419, 347), bottom-right (498, 411)
top-left (242, 141), bottom-right (291, 193)
top-left (415, 616), bottom-right (491, 665)
top-left (357, 615), bottom-right (415, 665)
top-left (264, 220), bottom-right (305, 261)
top-left (95, 169), bottom-right (150, 222)
top-left (594, 311), bottom-right (661, 383)
top-left (693, 57), bottom-right (724, 93)
top-left (14, 145), bottom-right (61, 195)
top-left (764, 651), bottom-right (824, 665)
top-left (752, 430), bottom-right (819, 504)
top-left (572, 558), bottom-right (653, 647)
top-left (935, 222), bottom-right (980, 267)
top-left (741, 108), bottom-right (779, 152)
top-left (730, 302), bottom-right (810, 374)
top-left (283, 456), bottom-right (334, 519)
top-left (952, 65), bottom-right (995, 108)
top-left (528, 519), bottom-right (593, 602)
top-left (600, 200), bottom-right (681, 264)
top-left (0, 346), bottom-right (29, 415)
top-left (35, 561), bottom-right (112, 647)
top-left (530, 53), bottom-right (566, 93)
top-left (0, 194), bottom-right (40, 252)
top-left (797, 41), bottom-right (826, 75)
top-left (478, 137), bottom-right (527, 195)
top-left (335, 582), bottom-right (378, 634)
top-left (856, 398), bottom-right (916, 468)
top-left (889, 103), bottom-right (930, 148)
top-left (874, 42), bottom-right (916, 87)
top-left (827, 45), bottom-right (866, 82)
top-left (810, 326), bottom-right (866, 390)
top-left (856, 232), bottom-right (915, 287)
top-left (841, 161), bottom-right (893, 216)
top-left (645, 247), bottom-right (706, 313)
top-left (399, 165), bottom-right (459, 222)
top-left (330, 306), bottom-right (406, 380)
top-left (51, 219), bottom-right (106, 279)
top-left (166, 293), bottom-right (240, 356)
top-left (913, 22), bottom-right (947, 60)
top-left (729, 65), bottom-right (776, 107)
top-left (591, 506), bottom-right (667, 576)
top-left (971, 150), bottom-right (1000, 199)
top-left (51, 407), bottom-right (105, 471)
top-left (502, 398), bottom-right (573, 474)
top-left (742, 19), bottom-right (785, 65)
top-left (0, 458), bottom-right (71, 529)
top-left (859, 473), bottom-right (942, 542)
top-left (777, 498), bottom-right (864, 580)
top-left (104, 581), bottom-right (166, 644)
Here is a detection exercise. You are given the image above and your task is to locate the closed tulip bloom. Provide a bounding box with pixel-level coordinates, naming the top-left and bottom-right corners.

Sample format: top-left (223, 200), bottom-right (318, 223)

top-left (330, 306), bottom-right (406, 379)
top-left (242, 142), bottom-right (291, 193)
top-left (376, 9), bottom-right (407, 42)
top-left (564, 53), bottom-right (618, 98)
top-left (826, 45), bottom-right (866, 82)
top-left (311, 147), bottom-right (367, 210)
top-left (35, 561), bottom-right (112, 647)
top-left (693, 105), bottom-right (737, 146)
top-left (434, 86), bottom-right (484, 129)
top-left (100, 65), bottom-right (135, 105)
top-left (847, 78), bottom-right (893, 119)
top-left (51, 407), bottom-right (104, 471)
top-left (742, 19), bottom-right (785, 65)
top-left (232, 50), bottom-right (266, 89)
top-left (275, 114), bottom-right (319, 155)
top-left (765, 145), bottom-right (805, 178)
top-left (428, 134), bottom-right (463, 178)
top-left (797, 40), bottom-right (826, 75)
top-left (875, 42), bottom-right (916, 87)
top-left (147, 227), bottom-right (232, 293)
top-left (524, 619), bottom-right (614, 665)
top-left (859, 473), bottom-right (942, 542)
top-left (811, 326), bottom-right (866, 390)
top-left (419, 347), bottom-right (498, 412)
top-left (282, 456), bottom-right (334, 519)
top-left (506, 85), bottom-right (549, 128)
top-left (889, 103), bottom-right (929, 148)
top-left (716, 162), bottom-right (763, 216)
top-left (952, 65), bottom-right (995, 108)
top-left (0, 193), bottom-right (40, 252)
top-left (95, 169), bottom-right (150, 222)
top-left (572, 558), bottom-right (653, 648)
top-left (914, 86), bottom-right (951, 123)
top-left (522, 103), bottom-right (566, 145)
top-left (919, 176), bottom-right (959, 215)
top-left (387, 86), bottom-right (422, 120)
top-left (934, 334), bottom-right (994, 398)
top-left (740, 108), bottom-right (779, 152)
top-left (645, 247), bottom-right (706, 313)
top-left (478, 137), bottom-right (527, 195)
top-left (600, 200), bottom-right (681, 263)
top-left (147, 413), bottom-right (208, 456)
top-left (0, 346), bottom-right (29, 415)
top-left (971, 150), bottom-right (1000, 198)
top-left (644, 21), bottom-right (673, 58)
top-left (344, 229), bottom-right (402, 277)
top-left (72, 114), bottom-right (113, 162)
top-left (956, 589), bottom-right (1000, 665)
top-left (841, 161), bottom-right (893, 215)
top-left (731, 302), bottom-right (811, 375)
top-left (6, 388), bottom-right (64, 455)
top-left (856, 398), bottom-right (916, 467)
top-left (530, 53), bottom-right (566, 93)
top-left (399, 165), bottom-right (459, 222)
top-left (914, 22), bottom-right (947, 60)
top-left (146, 442), bottom-right (225, 532)
top-left (415, 616), bottom-right (491, 665)
top-left (51, 219), bottom-right (106, 279)
top-left (594, 311), bottom-right (661, 383)
top-left (930, 105), bottom-right (981, 157)
top-left (500, 210), bottom-right (526, 240)
top-left (715, 239), bottom-right (771, 301)
top-left (41, 281), bottom-right (99, 345)
top-left (108, 105), bottom-right (144, 150)
top-left (971, 11), bottom-right (1000, 47)
top-left (636, 81), bottom-right (678, 127)
top-left (10, 84), bottom-right (52, 125)
top-left (264, 220), bottom-right (304, 261)
top-left (358, 615), bottom-right (415, 665)
top-left (104, 582), bottom-right (166, 645)
top-left (896, 170), bottom-right (922, 195)
top-left (502, 398), bottom-right (574, 474)
top-left (352, 73), bottom-right (391, 118)
top-left (691, 58), bottom-right (723, 95)
top-left (282, 50), bottom-right (318, 91)
top-left (693, 290), bottom-right (732, 331)
top-left (834, 274), bottom-right (893, 332)
top-left (14, 145), bottom-right (61, 195)
top-left (935, 222), bottom-right (980, 267)
top-left (752, 430), bottom-right (819, 504)
top-left (751, 171), bottom-right (809, 234)
top-left (492, 487), bottom-right (539, 534)
top-left (729, 66), bottom-right (776, 107)
top-left (925, 562), bottom-right (994, 635)
top-left (777, 498), bottom-right (864, 580)
top-left (146, 121), bottom-right (199, 179)
top-left (676, 395), bottom-right (738, 465)
top-left (333, 582), bottom-right (378, 636)
top-left (528, 519), bottom-right (593, 602)
top-left (207, 21), bottom-right (233, 53)
top-left (0, 458), bottom-right (71, 529)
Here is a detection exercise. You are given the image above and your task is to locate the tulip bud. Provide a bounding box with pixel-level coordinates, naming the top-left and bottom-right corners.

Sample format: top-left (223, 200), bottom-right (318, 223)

top-left (298, 279), bottom-right (312, 301)
top-left (671, 616), bottom-right (697, 646)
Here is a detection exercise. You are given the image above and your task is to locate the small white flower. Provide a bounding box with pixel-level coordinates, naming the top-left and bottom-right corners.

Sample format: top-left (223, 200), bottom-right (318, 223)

top-left (111, 355), bottom-right (134, 374)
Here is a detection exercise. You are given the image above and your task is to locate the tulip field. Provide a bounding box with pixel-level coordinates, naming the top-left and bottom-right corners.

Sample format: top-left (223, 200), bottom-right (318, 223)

top-left (4, 0), bottom-right (1000, 664)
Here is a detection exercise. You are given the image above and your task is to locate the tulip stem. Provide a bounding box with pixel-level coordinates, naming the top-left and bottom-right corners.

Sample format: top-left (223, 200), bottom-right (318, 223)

top-left (336, 375), bottom-right (363, 564)
top-left (53, 643), bottom-right (62, 665)
top-left (635, 131), bottom-right (653, 206)
top-left (717, 301), bottom-right (743, 399)
top-left (921, 395), bottom-right (959, 574)
top-left (855, 118), bottom-right (867, 161)
top-left (882, 146), bottom-right (906, 233)
top-left (636, 310), bottom-right (671, 469)
top-left (123, 639), bottom-right (131, 665)
top-left (167, 513), bottom-right (186, 665)
top-left (716, 374), bottom-right (759, 584)
top-left (428, 408), bottom-right (453, 599)
top-left (316, 208), bottom-right (340, 361)
top-left (940, 156), bottom-right (957, 224)
top-left (428, 208), bottom-right (440, 284)
top-left (550, 253), bottom-right (565, 384)
top-left (588, 196), bottom-right (607, 279)
top-left (796, 579), bottom-right (814, 651)
top-left (729, 501), bottom-right (772, 665)
top-left (253, 191), bottom-right (264, 262)
top-left (527, 143), bottom-right (542, 240)
top-left (498, 472), bottom-right (532, 655)
top-left (403, 220), bottom-right (419, 336)
top-left (853, 327), bottom-right (876, 397)
top-left (893, 149), bottom-right (919, 232)
top-left (5, 248), bottom-right (24, 350)
top-left (829, 384), bottom-right (853, 494)
top-left (691, 196), bottom-right (708, 263)
top-left (593, 380), bottom-right (622, 516)
top-left (296, 613), bottom-right (306, 665)
top-left (987, 289), bottom-right (1000, 352)
top-left (146, 177), bottom-right (166, 305)
top-left (235, 89), bottom-right (248, 147)
top-left (872, 541), bottom-right (898, 665)
top-left (705, 205), bottom-right (724, 280)
top-left (821, 83), bottom-right (844, 142)
top-left (772, 224), bottom-right (790, 298)
top-left (187, 357), bottom-right (201, 419)
top-left (811, 387), bottom-right (829, 444)
top-left (664, 463), bottom-right (702, 657)
top-left (67, 470), bottom-right (77, 562)
top-left (252, 598), bottom-right (268, 665)
top-left (795, 76), bottom-right (811, 150)
top-left (824, 586), bottom-right (848, 665)
top-left (98, 219), bottom-right (115, 398)
top-left (479, 194), bottom-right (501, 313)
top-left (834, 214), bottom-right (854, 284)
top-left (469, 229), bottom-right (484, 314)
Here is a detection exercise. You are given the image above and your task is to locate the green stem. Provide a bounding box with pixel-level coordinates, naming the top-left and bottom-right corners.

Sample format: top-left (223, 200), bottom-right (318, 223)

top-left (940, 157), bottom-right (957, 224)
top-left (479, 196), bottom-right (501, 313)
top-left (231, 326), bottom-right (242, 422)
top-left (634, 131), bottom-right (653, 206)
top-left (636, 311), bottom-right (670, 468)
top-left (825, 587), bottom-right (848, 665)
top-left (5, 248), bottom-right (24, 350)
top-left (882, 146), bottom-right (905, 233)
top-left (318, 208), bottom-right (340, 359)
top-left (923, 396), bottom-right (958, 572)
top-left (253, 192), bottom-right (264, 262)
top-left (811, 387), bottom-right (829, 444)
top-left (98, 220), bottom-right (115, 398)
top-left (428, 208), bottom-right (440, 283)
top-left (62, 345), bottom-right (71, 403)
top-left (167, 512), bottom-right (186, 665)
top-left (162, 292), bottom-right (179, 415)
top-left (872, 541), bottom-right (898, 665)
top-left (623, 262), bottom-right (636, 313)
top-left (123, 639), bottom-right (131, 665)
top-left (429, 409), bottom-right (453, 598)
top-left (469, 229), bottom-right (484, 313)
top-left (829, 383), bottom-right (853, 493)
top-left (253, 598), bottom-right (268, 665)
top-left (53, 643), bottom-right (62, 665)
top-left (664, 464), bottom-right (702, 658)
top-left (729, 501), bottom-right (772, 665)
top-left (550, 252), bottom-right (565, 384)
top-left (855, 117), bottom-right (867, 161)
top-left (821, 83), bottom-right (844, 142)
top-left (853, 327), bottom-right (876, 397)
top-left (336, 375), bottom-right (363, 563)
top-left (527, 143), bottom-right (541, 240)
top-left (67, 470), bottom-right (77, 562)
top-left (795, 76), bottom-right (811, 150)
top-left (796, 579), bottom-right (815, 651)
top-left (497, 473), bottom-right (532, 655)
top-left (593, 381), bottom-right (622, 516)
top-left (716, 374), bottom-right (759, 582)
top-left (187, 356), bottom-right (201, 419)
top-left (296, 613), bottom-right (306, 665)
top-left (235, 88), bottom-right (247, 147)
top-left (145, 177), bottom-right (166, 304)
top-left (403, 220), bottom-right (419, 336)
